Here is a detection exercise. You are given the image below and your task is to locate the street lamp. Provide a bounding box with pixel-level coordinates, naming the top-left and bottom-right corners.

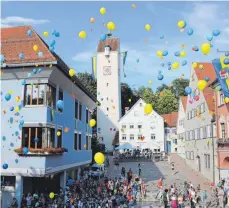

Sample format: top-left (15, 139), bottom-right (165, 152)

top-left (211, 113), bottom-right (216, 184)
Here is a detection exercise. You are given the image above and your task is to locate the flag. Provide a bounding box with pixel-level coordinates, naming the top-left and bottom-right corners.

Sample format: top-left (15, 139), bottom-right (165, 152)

top-left (212, 57), bottom-right (229, 98)
top-left (91, 56), bottom-right (97, 80)
top-left (121, 51), bottom-right (128, 77)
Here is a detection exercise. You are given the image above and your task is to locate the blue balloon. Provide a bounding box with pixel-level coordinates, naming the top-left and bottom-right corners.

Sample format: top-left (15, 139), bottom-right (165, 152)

top-left (10, 117), bottom-right (13, 124)
top-left (38, 68), bottom-right (43, 73)
top-left (21, 80), bottom-right (26, 85)
top-left (2, 163), bottom-right (8, 169)
top-left (168, 66), bottom-right (171, 70)
top-left (183, 21), bottom-right (187, 28)
top-left (157, 74), bottom-right (164, 80)
top-left (192, 46), bottom-right (199, 51)
top-left (49, 46), bottom-right (55, 52)
top-left (158, 70), bottom-right (162, 74)
top-left (27, 30), bottom-right (33, 36)
top-left (5, 93), bottom-right (11, 101)
top-left (10, 142), bottom-right (14, 147)
top-left (174, 51), bottom-right (180, 57)
top-left (28, 73), bottom-right (32, 78)
top-left (55, 32), bottom-right (60, 37)
top-left (15, 159), bottom-right (19, 163)
top-left (2, 136), bottom-right (6, 141)
top-left (210, 44), bottom-right (213, 48)
top-left (100, 34), bottom-right (107, 41)
top-left (161, 63), bottom-right (165, 67)
top-left (56, 100), bottom-right (64, 110)
top-left (52, 29), bottom-right (57, 36)
top-left (185, 86), bottom-right (192, 95)
top-left (182, 60), bottom-right (187, 66)
top-left (0, 55), bottom-right (5, 62)
top-left (50, 40), bottom-right (56, 47)
top-left (2, 63), bottom-right (6, 67)
top-left (15, 131), bottom-right (19, 136)
top-left (19, 120), bottom-right (24, 125)
top-left (34, 138), bottom-right (39, 143)
top-left (187, 28), bottom-right (193, 35)
top-left (167, 62), bottom-right (171, 66)
top-left (205, 76), bottom-right (210, 82)
top-left (22, 147), bottom-right (29, 154)
top-left (206, 35), bottom-right (213, 41)
top-left (136, 59), bottom-right (139, 63)
top-left (19, 53), bottom-right (24, 60)
top-left (38, 52), bottom-right (43, 57)
top-left (162, 51), bottom-right (168, 56)
top-left (160, 35), bottom-right (164, 39)
top-left (224, 58), bottom-right (229, 65)
top-left (10, 106), bottom-right (14, 111)
top-left (33, 68), bottom-right (37, 74)
top-left (212, 30), bottom-right (220, 36)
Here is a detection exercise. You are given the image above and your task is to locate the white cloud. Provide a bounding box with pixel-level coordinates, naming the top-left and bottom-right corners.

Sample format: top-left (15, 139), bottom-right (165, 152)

top-left (72, 51), bottom-right (95, 62)
top-left (1, 16), bottom-right (50, 27)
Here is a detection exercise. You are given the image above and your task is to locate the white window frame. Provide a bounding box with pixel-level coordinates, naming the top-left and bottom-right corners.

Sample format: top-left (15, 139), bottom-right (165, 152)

top-left (122, 124), bottom-right (127, 129)
top-left (151, 134), bottom-right (156, 140)
top-left (130, 134), bottom-right (134, 140)
top-left (129, 124), bottom-right (134, 129)
top-left (122, 134), bottom-right (127, 140)
top-left (137, 124), bottom-right (142, 129)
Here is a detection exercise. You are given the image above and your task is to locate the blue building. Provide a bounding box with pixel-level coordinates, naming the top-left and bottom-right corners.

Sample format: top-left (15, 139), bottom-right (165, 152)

top-left (1, 26), bottom-right (97, 206)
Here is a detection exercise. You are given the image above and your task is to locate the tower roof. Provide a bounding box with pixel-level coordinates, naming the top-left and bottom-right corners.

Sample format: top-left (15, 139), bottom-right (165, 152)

top-left (97, 38), bottom-right (120, 52)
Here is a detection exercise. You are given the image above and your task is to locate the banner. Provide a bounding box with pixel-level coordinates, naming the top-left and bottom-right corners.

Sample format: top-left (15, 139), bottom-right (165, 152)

top-left (212, 57), bottom-right (229, 98)
top-left (91, 56), bottom-right (97, 80)
top-left (121, 51), bottom-right (128, 77)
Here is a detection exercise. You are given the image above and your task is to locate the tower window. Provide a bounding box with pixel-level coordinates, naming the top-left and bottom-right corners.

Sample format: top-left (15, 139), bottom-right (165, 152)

top-left (107, 107), bottom-right (109, 111)
top-left (107, 83), bottom-right (109, 87)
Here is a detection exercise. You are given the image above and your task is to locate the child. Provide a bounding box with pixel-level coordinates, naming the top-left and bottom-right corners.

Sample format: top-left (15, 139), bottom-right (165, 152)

top-left (177, 194), bottom-right (184, 208)
top-left (171, 194), bottom-right (178, 208)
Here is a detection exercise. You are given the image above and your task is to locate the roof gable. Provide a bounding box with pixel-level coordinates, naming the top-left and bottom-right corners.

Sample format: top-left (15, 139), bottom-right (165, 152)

top-left (181, 96), bottom-right (187, 111)
top-left (162, 112), bottom-right (178, 127)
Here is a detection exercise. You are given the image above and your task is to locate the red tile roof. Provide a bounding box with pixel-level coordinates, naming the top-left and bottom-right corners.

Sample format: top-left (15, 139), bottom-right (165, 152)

top-left (193, 63), bottom-right (216, 112)
top-left (1, 25), bottom-right (56, 65)
top-left (162, 112), bottom-right (178, 127)
top-left (97, 38), bottom-right (120, 52)
top-left (181, 96), bottom-right (187, 111)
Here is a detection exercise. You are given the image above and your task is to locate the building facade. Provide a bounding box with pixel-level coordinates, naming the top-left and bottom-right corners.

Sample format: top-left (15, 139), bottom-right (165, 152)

top-left (96, 36), bottom-right (122, 152)
top-left (119, 99), bottom-right (165, 152)
top-left (184, 63), bottom-right (217, 182)
top-left (162, 112), bottom-right (178, 153)
top-left (176, 97), bottom-right (187, 159)
top-left (1, 26), bottom-right (96, 206)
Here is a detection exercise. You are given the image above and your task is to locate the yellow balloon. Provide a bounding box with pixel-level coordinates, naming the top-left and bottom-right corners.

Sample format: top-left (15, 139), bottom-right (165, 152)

top-left (94, 152), bottom-right (105, 165)
top-left (90, 17), bottom-right (95, 23)
top-left (197, 80), bottom-right (207, 91)
top-left (43, 31), bottom-right (49, 37)
top-left (144, 104), bottom-right (153, 115)
top-left (199, 64), bottom-right (204, 69)
top-left (16, 96), bottom-right (20, 102)
top-left (49, 192), bottom-right (55, 199)
top-left (145, 24), bottom-right (151, 31)
top-left (172, 62), bottom-right (180, 69)
top-left (225, 97), bottom-right (229, 103)
top-left (180, 51), bottom-right (186, 57)
top-left (78, 31), bottom-right (87, 39)
top-left (148, 80), bottom-right (152, 84)
top-left (69, 69), bottom-right (76, 77)
top-left (192, 62), bottom-right (198, 69)
top-left (128, 99), bottom-right (131, 102)
top-left (89, 119), bottom-right (96, 127)
top-left (33, 45), bottom-right (38, 51)
top-left (201, 43), bottom-right (211, 55)
top-left (177, 20), bottom-right (185, 29)
top-left (57, 131), bottom-right (61, 136)
top-left (9, 90), bottom-right (13, 95)
top-left (107, 22), bottom-right (116, 31)
top-left (156, 50), bottom-right (163, 57)
top-left (15, 106), bottom-right (20, 112)
top-left (100, 7), bottom-right (106, 15)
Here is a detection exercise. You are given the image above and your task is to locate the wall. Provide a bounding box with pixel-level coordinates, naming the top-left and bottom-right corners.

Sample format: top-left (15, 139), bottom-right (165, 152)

top-left (97, 50), bottom-right (121, 151)
top-left (119, 99), bottom-right (164, 151)
top-left (165, 127), bottom-right (178, 153)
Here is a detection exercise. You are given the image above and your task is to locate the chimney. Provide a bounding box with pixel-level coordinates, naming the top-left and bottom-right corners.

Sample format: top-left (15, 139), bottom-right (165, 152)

top-left (125, 107), bottom-right (129, 114)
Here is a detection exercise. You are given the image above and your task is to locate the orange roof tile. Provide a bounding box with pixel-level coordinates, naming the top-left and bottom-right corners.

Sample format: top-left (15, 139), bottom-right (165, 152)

top-left (97, 38), bottom-right (120, 52)
top-left (1, 25), bottom-right (56, 65)
top-left (162, 112), bottom-right (178, 127)
top-left (181, 96), bottom-right (187, 111)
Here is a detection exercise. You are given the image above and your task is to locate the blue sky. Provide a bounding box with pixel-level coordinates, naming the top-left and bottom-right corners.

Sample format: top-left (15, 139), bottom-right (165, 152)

top-left (2, 1), bottom-right (229, 91)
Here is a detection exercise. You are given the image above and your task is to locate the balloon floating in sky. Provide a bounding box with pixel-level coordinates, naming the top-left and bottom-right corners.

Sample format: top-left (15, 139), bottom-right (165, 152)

top-left (197, 80), bottom-right (207, 91)
top-left (19, 53), bottom-right (24, 60)
top-left (90, 17), bottom-right (95, 23)
top-left (2, 163), bottom-right (8, 169)
top-left (100, 7), bottom-right (106, 15)
top-left (201, 43), bottom-right (211, 55)
top-left (89, 119), bottom-right (96, 127)
top-left (172, 62), bottom-right (180, 69)
top-left (192, 62), bottom-right (198, 69)
top-left (27, 30), bottom-right (32, 36)
top-left (174, 51), bottom-right (180, 57)
top-left (206, 35), bottom-right (213, 41)
top-left (199, 64), bottom-right (204, 70)
top-left (180, 51), bottom-right (186, 57)
top-left (145, 24), bottom-right (151, 31)
top-left (205, 76), bottom-right (210, 82)
top-left (136, 59), bottom-right (139, 63)
top-left (49, 192), bottom-right (55, 199)
top-left (69, 68), bottom-right (76, 77)
top-left (55, 32), bottom-right (60, 37)
top-left (225, 52), bottom-right (229, 57)
top-left (162, 51), bottom-right (168, 56)
top-left (43, 31), bottom-right (49, 37)
top-left (132, 4), bottom-right (136, 8)
top-left (192, 46), bottom-right (199, 52)
top-left (161, 63), bottom-right (165, 67)
top-left (156, 50), bottom-right (163, 57)
top-left (212, 30), bottom-right (220, 36)
top-left (167, 62), bottom-right (171, 66)
top-left (94, 152), bottom-right (105, 165)
top-left (107, 22), bottom-right (116, 31)
top-left (100, 34), bottom-right (107, 41)
top-left (185, 86), bottom-right (192, 95)
top-left (78, 31), bottom-right (87, 39)
top-left (168, 66), bottom-right (171, 70)
top-left (144, 103), bottom-right (153, 115)
top-left (157, 73), bottom-right (164, 80)
top-left (33, 45), bottom-right (38, 51)
top-left (0, 55), bottom-right (5, 62)
top-left (182, 60), bottom-right (187, 66)
top-left (160, 35), bottom-right (164, 39)
top-left (50, 40), bottom-right (56, 47)
top-left (177, 20), bottom-right (186, 29)
top-left (5, 93), bottom-right (11, 101)
top-left (187, 28), bottom-right (193, 35)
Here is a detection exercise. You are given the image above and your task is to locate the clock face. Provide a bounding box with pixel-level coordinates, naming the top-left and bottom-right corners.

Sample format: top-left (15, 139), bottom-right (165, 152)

top-left (103, 66), bottom-right (111, 75)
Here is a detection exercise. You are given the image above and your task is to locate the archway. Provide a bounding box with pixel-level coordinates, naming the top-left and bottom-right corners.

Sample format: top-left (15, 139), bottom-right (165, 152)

top-left (222, 157), bottom-right (229, 168)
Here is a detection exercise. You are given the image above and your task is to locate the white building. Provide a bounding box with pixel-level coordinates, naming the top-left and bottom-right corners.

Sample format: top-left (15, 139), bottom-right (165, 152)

top-left (119, 99), bottom-right (165, 152)
top-left (176, 96), bottom-right (187, 159)
top-left (96, 36), bottom-right (122, 152)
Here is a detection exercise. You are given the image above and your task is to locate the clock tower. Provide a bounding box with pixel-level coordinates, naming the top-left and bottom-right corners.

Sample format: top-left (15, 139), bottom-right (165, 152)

top-left (96, 36), bottom-right (121, 152)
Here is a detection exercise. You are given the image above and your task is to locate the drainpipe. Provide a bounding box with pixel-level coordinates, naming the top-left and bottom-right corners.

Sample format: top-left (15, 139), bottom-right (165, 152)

top-left (211, 114), bottom-right (216, 184)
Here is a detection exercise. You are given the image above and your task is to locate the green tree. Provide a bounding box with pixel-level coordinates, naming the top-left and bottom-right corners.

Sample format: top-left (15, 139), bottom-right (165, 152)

top-left (170, 78), bottom-right (189, 97)
top-left (156, 84), bottom-right (169, 93)
top-left (154, 89), bottom-right (178, 114)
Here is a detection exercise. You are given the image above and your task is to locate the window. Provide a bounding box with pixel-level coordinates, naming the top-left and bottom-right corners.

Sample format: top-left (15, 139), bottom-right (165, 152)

top-left (86, 109), bottom-right (89, 124)
top-left (74, 133), bottom-right (78, 150)
top-left (203, 126), bottom-right (206, 139)
top-left (192, 130), bottom-right (195, 140)
top-left (219, 93), bottom-right (224, 106)
top-left (138, 125), bottom-right (142, 129)
top-left (174, 139), bottom-right (177, 144)
top-left (130, 134), bottom-right (134, 140)
top-left (151, 134), bottom-right (156, 140)
top-left (197, 128), bottom-right (200, 139)
top-left (130, 124), bottom-right (134, 129)
top-left (122, 134), bottom-right (127, 140)
top-left (172, 129), bottom-right (176, 134)
top-left (57, 128), bottom-right (62, 148)
top-left (79, 103), bottom-right (82, 120)
top-left (200, 103), bottom-right (205, 114)
top-left (25, 84), bottom-right (45, 105)
top-left (165, 129), bottom-right (170, 134)
top-left (75, 101), bottom-right (78, 119)
top-left (46, 128), bottom-right (55, 148)
top-left (46, 84), bottom-right (56, 108)
top-left (175, 148), bottom-right (177, 152)
top-left (204, 154), bottom-right (210, 168)
top-left (58, 89), bottom-right (63, 112)
top-left (88, 136), bottom-right (91, 150)
top-left (221, 123), bottom-right (226, 138)
top-left (192, 109), bottom-right (195, 118)
top-left (138, 135), bottom-right (142, 140)
top-left (86, 135), bottom-right (88, 150)
top-left (106, 83), bottom-right (109, 87)
top-left (139, 103), bottom-right (143, 107)
top-left (107, 107), bottom-right (109, 111)
top-left (122, 125), bottom-right (126, 129)
top-left (191, 151), bottom-right (194, 160)
top-left (78, 134), bottom-right (82, 150)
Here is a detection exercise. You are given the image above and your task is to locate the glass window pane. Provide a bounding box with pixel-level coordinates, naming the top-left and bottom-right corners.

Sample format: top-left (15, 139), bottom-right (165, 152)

top-left (37, 128), bottom-right (43, 148)
top-left (22, 127), bottom-right (29, 147)
top-left (25, 85), bottom-right (32, 105)
top-left (32, 86), bottom-right (38, 105)
top-left (78, 134), bottom-right (81, 150)
top-left (75, 101), bottom-right (78, 119)
top-left (38, 85), bottom-right (45, 105)
top-left (74, 134), bottom-right (78, 150)
top-left (30, 127), bottom-right (36, 148)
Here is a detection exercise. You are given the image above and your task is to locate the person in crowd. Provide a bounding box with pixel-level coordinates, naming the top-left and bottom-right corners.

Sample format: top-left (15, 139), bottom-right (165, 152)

top-left (171, 193), bottom-right (178, 208)
top-left (138, 163), bottom-right (142, 176)
top-left (163, 189), bottom-right (169, 208)
top-left (9, 198), bottom-right (18, 208)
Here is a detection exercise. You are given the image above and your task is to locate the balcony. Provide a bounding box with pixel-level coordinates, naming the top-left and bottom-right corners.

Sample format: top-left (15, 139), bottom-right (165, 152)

top-left (217, 138), bottom-right (229, 148)
top-left (14, 147), bottom-right (68, 156)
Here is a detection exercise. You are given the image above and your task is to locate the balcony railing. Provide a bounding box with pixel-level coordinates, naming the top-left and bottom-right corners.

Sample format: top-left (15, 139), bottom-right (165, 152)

top-left (14, 147), bottom-right (68, 156)
top-left (217, 138), bottom-right (229, 147)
